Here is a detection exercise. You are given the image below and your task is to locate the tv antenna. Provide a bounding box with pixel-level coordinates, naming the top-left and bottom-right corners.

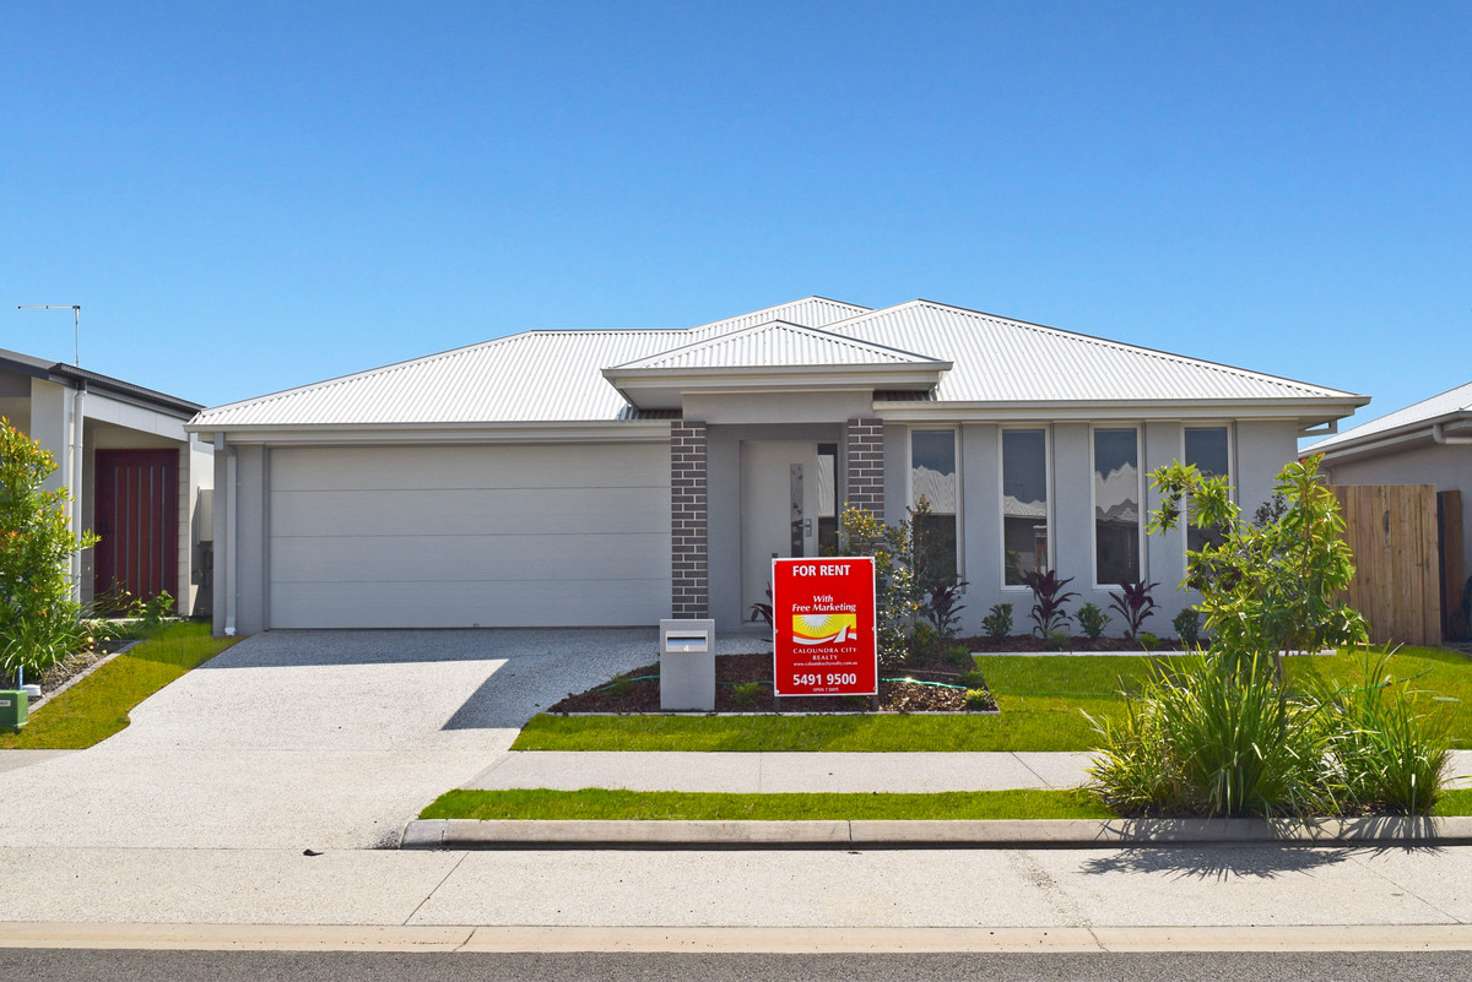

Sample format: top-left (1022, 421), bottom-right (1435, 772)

top-left (16, 303), bottom-right (82, 366)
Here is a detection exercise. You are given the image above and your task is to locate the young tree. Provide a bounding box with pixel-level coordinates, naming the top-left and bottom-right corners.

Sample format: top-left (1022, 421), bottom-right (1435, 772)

top-left (1147, 454), bottom-right (1367, 678)
top-left (0, 418), bottom-right (98, 685)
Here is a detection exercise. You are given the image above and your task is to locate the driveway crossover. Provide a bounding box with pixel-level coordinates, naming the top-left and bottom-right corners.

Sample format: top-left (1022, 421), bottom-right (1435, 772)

top-left (0, 629), bottom-right (655, 849)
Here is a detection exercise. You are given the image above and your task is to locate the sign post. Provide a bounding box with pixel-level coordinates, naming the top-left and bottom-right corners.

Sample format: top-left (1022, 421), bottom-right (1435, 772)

top-left (771, 557), bottom-right (878, 698)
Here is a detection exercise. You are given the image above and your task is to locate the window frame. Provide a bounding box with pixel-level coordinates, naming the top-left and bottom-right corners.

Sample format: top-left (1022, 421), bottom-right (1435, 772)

top-left (1089, 423), bottom-right (1146, 590)
top-left (905, 426), bottom-right (963, 578)
top-left (998, 424), bottom-right (1053, 592)
top-left (1180, 423), bottom-right (1234, 560)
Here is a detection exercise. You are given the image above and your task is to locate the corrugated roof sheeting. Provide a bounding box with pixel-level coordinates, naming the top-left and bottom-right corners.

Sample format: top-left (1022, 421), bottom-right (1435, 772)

top-left (195, 330), bottom-right (681, 426)
top-left (828, 301), bottom-right (1359, 403)
top-left (613, 321), bottom-right (942, 370)
top-left (1308, 380), bottom-right (1472, 452)
top-left (193, 296), bottom-right (1362, 429)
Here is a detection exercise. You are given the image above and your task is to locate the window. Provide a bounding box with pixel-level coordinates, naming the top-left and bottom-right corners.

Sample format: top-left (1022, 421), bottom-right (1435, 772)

top-left (1184, 426), bottom-right (1231, 552)
top-left (817, 443), bottom-right (839, 556)
top-left (1093, 427), bottom-right (1141, 586)
top-left (910, 429), bottom-right (958, 580)
top-left (1001, 428), bottom-right (1049, 585)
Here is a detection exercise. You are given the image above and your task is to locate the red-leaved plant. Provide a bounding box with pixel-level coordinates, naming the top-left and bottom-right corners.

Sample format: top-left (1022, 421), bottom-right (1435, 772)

top-left (1108, 579), bottom-right (1159, 641)
top-left (1021, 569), bottom-right (1078, 638)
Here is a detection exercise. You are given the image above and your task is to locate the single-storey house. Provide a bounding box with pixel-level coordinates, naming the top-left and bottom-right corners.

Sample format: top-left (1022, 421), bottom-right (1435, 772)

top-left (0, 347), bottom-right (214, 616)
top-left (187, 298), bottom-right (1367, 637)
top-left (1304, 380), bottom-right (1472, 611)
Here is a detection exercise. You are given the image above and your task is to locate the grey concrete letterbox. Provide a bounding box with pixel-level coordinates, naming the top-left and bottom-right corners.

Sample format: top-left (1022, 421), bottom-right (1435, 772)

top-left (659, 618), bottom-right (715, 711)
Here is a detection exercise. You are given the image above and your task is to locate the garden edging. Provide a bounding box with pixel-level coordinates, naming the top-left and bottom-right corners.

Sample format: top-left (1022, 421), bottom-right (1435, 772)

top-left (401, 815), bottom-right (1472, 850)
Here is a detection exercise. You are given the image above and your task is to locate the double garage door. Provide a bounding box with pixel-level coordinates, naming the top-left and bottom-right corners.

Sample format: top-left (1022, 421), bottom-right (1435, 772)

top-left (267, 443), bottom-right (671, 628)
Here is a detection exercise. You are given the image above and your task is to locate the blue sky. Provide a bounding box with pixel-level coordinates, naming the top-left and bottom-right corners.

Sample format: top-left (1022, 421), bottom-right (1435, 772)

top-left (3, 2), bottom-right (1467, 439)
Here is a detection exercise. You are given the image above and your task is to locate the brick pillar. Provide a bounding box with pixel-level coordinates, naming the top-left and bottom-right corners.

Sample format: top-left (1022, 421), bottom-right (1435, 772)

top-left (845, 417), bottom-right (885, 516)
top-left (670, 420), bottom-right (709, 619)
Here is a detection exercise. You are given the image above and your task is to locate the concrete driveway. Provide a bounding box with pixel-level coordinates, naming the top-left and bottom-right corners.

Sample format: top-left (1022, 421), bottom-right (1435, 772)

top-left (0, 629), bottom-right (655, 850)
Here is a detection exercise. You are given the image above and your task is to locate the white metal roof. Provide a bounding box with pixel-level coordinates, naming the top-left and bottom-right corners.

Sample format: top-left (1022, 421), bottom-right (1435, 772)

top-left (826, 300), bottom-right (1362, 404)
top-left (684, 296), bottom-right (870, 337)
top-left (607, 320), bottom-right (946, 372)
top-left (1305, 379), bottom-right (1472, 455)
top-left (190, 295), bottom-right (1364, 430)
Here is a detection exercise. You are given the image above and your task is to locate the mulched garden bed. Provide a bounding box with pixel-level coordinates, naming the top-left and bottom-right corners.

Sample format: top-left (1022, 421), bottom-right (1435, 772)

top-left (549, 652), bottom-right (997, 714)
top-left (963, 634), bottom-right (1186, 653)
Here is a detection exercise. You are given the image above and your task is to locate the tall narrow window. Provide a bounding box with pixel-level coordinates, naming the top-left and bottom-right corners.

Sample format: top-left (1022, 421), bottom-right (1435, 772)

top-left (1093, 427), bottom-right (1141, 585)
top-left (1184, 427), bottom-right (1231, 552)
top-left (911, 429), bottom-right (958, 579)
top-left (1001, 428), bottom-right (1049, 585)
top-left (817, 443), bottom-right (839, 556)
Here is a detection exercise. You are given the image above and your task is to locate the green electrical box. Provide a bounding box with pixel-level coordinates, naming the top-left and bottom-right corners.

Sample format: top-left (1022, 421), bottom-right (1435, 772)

top-left (0, 690), bottom-right (27, 732)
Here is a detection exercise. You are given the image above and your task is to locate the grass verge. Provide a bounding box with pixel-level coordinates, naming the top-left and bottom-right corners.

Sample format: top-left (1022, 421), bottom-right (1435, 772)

top-left (0, 621), bottom-right (238, 750)
top-left (512, 646), bottom-right (1470, 752)
top-left (420, 787), bottom-right (1113, 821)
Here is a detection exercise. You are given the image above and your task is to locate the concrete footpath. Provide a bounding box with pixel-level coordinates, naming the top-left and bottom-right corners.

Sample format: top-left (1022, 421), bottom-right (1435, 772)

top-left (466, 751), bottom-right (1095, 793)
top-left (4, 844), bottom-right (1472, 938)
top-left (465, 750), bottom-right (1472, 794)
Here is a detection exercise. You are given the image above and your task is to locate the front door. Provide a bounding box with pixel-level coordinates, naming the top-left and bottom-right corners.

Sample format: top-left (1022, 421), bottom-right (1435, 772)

top-left (94, 449), bottom-right (179, 603)
top-left (740, 440), bottom-right (821, 619)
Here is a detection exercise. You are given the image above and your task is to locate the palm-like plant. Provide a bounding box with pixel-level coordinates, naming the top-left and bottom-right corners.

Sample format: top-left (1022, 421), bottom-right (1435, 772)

top-left (1020, 569), bottom-right (1078, 638)
top-left (1108, 580), bottom-right (1158, 641)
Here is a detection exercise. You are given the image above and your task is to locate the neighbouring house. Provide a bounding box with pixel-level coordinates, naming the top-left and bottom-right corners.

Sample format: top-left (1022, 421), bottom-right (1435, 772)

top-left (1304, 380), bottom-right (1472, 632)
top-left (187, 298), bottom-right (1366, 637)
top-left (0, 348), bottom-right (213, 616)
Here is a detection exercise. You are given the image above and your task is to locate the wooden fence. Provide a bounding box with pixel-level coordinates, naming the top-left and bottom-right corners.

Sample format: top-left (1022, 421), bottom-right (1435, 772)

top-left (1332, 484), bottom-right (1440, 645)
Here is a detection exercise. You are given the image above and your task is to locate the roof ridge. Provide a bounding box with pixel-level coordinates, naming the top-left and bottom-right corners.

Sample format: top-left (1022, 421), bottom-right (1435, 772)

top-left (606, 316), bottom-right (945, 371)
top-left (686, 295), bottom-right (871, 330)
top-left (889, 298), bottom-right (1361, 399)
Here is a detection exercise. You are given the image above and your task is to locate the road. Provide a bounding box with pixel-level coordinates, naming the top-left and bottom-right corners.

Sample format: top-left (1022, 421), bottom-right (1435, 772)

top-left (7, 948), bottom-right (1472, 981)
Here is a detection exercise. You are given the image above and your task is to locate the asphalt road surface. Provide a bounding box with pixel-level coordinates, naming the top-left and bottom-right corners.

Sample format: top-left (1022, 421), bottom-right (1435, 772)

top-left (8, 949), bottom-right (1472, 981)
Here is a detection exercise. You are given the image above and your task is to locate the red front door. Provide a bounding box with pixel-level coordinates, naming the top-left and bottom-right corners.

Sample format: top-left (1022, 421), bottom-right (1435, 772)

top-left (94, 449), bottom-right (179, 602)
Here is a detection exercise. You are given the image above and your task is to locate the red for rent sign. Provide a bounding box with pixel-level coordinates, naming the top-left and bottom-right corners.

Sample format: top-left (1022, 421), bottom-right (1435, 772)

top-left (771, 557), bottom-right (878, 698)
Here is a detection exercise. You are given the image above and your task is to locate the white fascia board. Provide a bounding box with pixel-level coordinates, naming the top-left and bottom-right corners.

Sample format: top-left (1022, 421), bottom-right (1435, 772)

top-left (192, 420), bottom-right (674, 446)
top-left (874, 398), bottom-right (1369, 424)
top-left (605, 363), bottom-right (950, 390)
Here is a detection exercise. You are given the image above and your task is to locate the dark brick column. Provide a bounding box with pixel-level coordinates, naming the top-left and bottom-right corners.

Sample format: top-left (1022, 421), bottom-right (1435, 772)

top-left (845, 416), bottom-right (886, 516)
top-left (670, 420), bottom-right (709, 619)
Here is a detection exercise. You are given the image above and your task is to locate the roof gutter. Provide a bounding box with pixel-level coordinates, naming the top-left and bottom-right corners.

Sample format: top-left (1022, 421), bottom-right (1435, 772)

top-left (1433, 422), bottom-right (1472, 446)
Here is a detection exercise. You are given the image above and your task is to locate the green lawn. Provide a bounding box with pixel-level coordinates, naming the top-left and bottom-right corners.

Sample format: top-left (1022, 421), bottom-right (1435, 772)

top-left (0, 621), bottom-right (238, 750)
top-left (1433, 790), bottom-right (1472, 816)
top-left (421, 787), bottom-right (1112, 821)
top-left (512, 646), bottom-right (1471, 752)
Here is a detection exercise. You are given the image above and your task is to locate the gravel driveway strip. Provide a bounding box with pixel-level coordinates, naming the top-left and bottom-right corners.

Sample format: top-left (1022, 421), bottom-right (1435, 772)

top-left (0, 629), bottom-right (656, 850)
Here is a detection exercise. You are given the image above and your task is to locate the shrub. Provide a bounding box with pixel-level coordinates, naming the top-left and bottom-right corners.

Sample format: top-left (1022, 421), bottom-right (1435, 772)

top-left (841, 505), bottom-right (922, 670)
top-left (1172, 608), bottom-right (1202, 648)
top-left (910, 620), bottom-right (940, 665)
top-left (1021, 569), bottom-right (1078, 638)
top-left (731, 681), bottom-right (766, 708)
top-left (959, 668), bottom-right (988, 689)
top-left (1137, 631), bottom-right (1161, 652)
top-left (943, 643), bottom-right (974, 671)
top-left (0, 419), bottom-right (99, 686)
top-left (980, 603), bottom-right (1013, 640)
top-left (1076, 602), bottom-right (1109, 641)
top-left (1309, 651), bottom-right (1451, 815)
top-left (1045, 629), bottom-right (1071, 652)
top-left (963, 688), bottom-right (994, 711)
top-left (1107, 580), bottom-right (1158, 641)
top-left (1089, 654), bottom-right (1328, 817)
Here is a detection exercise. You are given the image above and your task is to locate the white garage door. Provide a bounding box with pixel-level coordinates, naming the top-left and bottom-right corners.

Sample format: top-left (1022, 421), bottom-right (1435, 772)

top-left (267, 443), bottom-right (671, 628)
